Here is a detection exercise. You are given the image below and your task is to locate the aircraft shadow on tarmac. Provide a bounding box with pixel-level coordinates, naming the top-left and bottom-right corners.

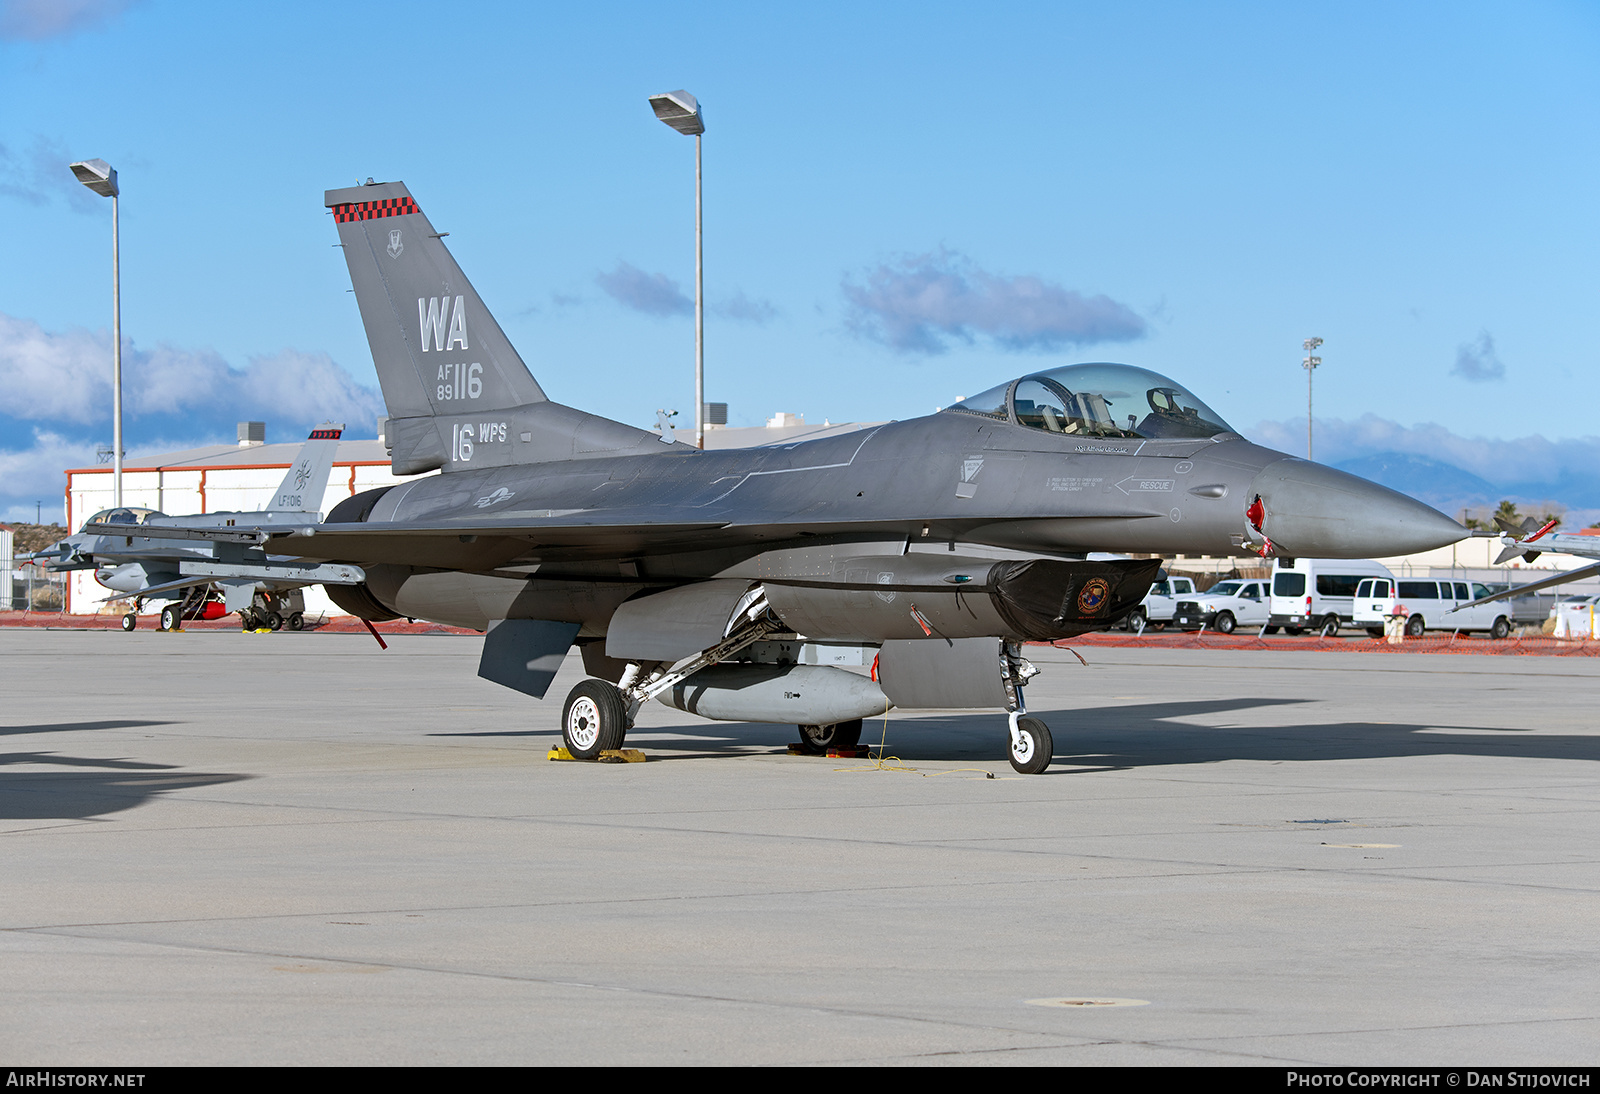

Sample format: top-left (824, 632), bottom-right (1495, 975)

top-left (0, 721), bottom-right (249, 821)
top-left (436, 695), bottom-right (1600, 771)
top-left (1, 719), bottom-right (176, 737)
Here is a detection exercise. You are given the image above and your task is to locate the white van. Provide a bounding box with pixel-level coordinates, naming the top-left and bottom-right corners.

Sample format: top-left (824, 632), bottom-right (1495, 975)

top-left (1352, 578), bottom-right (1513, 639)
top-left (1268, 558), bottom-right (1396, 636)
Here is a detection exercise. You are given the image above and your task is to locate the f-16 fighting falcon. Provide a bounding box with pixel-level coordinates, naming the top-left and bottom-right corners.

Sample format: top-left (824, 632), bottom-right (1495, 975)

top-left (155, 179), bottom-right (1466, 772)
top-left (37, 425), bottom-right (365, 632)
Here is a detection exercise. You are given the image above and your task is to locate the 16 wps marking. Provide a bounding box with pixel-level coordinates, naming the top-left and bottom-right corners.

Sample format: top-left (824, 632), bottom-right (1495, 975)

top-left (420, 295), bottom-right (481, 403)
top-left (451, 421), bottom-right (508, 463)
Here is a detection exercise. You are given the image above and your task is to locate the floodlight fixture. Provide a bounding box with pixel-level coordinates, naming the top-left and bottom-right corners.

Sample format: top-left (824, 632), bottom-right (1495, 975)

top-left (648, 90), bottom-right (704, 136)
top-left (70, 158), bottom-right (119, 198)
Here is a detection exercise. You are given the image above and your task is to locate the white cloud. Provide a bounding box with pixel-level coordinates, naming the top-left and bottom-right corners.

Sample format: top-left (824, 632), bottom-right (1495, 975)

top-left (0, 0), bottom-right (138, 41)
top-left (0, 428), bottom-right (99, 502)
top-left (0, 311), bottom-right (383, 428)
top-left (1452, 330), bottom-right (1505, 382)
top-left (595, 262), bottom-right (693, 317)
top-left (715, 291), bottom-right (778, 324)
top-left (842, 249), bottom-right (1147, 355)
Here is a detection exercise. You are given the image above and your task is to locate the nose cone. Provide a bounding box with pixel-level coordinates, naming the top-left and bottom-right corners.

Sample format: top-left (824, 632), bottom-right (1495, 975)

top-left (1249, 459), bottom-right (1466, 558)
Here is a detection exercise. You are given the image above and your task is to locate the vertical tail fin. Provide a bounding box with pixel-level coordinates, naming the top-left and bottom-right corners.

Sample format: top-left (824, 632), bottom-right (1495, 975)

top-left (267, 424), bottom-right (343, 514)
top-left (326, 181), bottom-right (546, 473)
top-left (327, 179), bottom-right (679, 473)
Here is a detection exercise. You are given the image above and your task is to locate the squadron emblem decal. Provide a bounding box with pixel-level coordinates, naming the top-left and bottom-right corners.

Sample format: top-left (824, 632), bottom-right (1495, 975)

top-left (387, 229), bottom-right (404, 259)
top-left (475, 487), bottom-right (515, 508)
top-left (1076, 577), bottom-right (1111, 615)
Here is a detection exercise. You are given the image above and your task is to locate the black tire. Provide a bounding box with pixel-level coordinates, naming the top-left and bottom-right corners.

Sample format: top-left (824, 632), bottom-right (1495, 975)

top-left (562, 679), bottom-right (629, 760)
top-left (288, 613), bottom-right (304, 631)
top-left (797, 719), bottom-right (864, 754)
top-left (1405, 615), bottom-right (1425, 638)
top-left (121, 613), bottom-right (137, 632)
top-left (1490, 616), bottom-right (1511, 640)
top-left (1124, 606), bottom-right (1147, 632)
top-left (1214, 611), bottom-right (1236, 635)
top-left (265, 611), bottom-right (283, 631)
top-left (1319, 615), bottom-right (1340, 638)
top-left (1285, 626), bottom-right (1305, 636)
top-left (1008, 716), bottom-right (1053, 775)
top-left (1262, 625), bottom-right (1280, 635)
top-left (159, 606), bottom-right (179, 632)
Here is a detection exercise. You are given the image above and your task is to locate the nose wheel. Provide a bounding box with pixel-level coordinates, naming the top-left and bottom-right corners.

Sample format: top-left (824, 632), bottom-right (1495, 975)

top-left (1007, 714), bottom-right (1053, 774)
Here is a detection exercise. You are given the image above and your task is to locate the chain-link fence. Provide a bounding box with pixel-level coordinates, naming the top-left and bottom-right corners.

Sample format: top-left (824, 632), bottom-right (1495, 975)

top-left (5, 565), bottom-right (68, 613)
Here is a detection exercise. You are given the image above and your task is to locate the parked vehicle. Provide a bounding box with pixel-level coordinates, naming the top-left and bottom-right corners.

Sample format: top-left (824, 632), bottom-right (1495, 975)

top-left (1124, 575), bottom-right (1197, 630)
top-left (1551, 595), bottom-right (1600, 638)
top-left (1268, 558), bottom-right (1396, 636)
top-left (1172, 578), bottom-right (1271, 633)
top-left (1353, 578), bottom-right (1513, 639)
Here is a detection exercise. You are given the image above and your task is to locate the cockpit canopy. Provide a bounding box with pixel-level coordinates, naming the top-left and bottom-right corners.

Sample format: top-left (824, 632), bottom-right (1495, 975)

top-left (82, 507), bottom-right (166, 530)
top-left (944, 363), bottom-right (1235, 441)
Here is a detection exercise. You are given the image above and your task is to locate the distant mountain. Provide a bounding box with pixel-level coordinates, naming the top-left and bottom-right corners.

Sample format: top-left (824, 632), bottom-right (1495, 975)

top-left (1331, 452), bottom-right (1498, 510)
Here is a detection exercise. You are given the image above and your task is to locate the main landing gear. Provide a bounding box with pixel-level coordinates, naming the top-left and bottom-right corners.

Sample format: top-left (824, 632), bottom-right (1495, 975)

top-left (795, 719), bottom-right (863, 755)
top-left (560, 591), bottom-right (788, 761)
top-left (561, 679), bottom-right (630, 759)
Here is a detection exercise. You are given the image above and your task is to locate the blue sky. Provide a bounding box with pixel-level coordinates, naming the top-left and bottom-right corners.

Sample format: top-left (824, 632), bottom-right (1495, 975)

top-left (2, 0), bottom-right (1598, 523)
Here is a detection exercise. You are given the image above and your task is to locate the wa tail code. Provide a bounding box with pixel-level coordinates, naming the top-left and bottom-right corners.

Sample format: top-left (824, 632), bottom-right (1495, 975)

top-left (419, 295), bottom-right (469, 352)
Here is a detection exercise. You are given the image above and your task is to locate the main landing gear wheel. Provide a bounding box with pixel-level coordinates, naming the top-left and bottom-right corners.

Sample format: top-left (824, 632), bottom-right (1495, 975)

top-left (1405, 615), bottom-right (1426, 638)
top-left (159, 605), bottom-right (179, 632)
top-left (287, 612), bottom-right (304, 631)
top-left (1214, 611), bottom-right (1237, 634)
top-left (120, 612), bottom-right (137, 632)
top-left (562, 679), bottom-right (629, 760)
top-left (796, 719), bottom-right (864, 755)
top-left (265, 611), bottom-right (283, 631)
top-left (1008, 716), bottom-right (1053, 775)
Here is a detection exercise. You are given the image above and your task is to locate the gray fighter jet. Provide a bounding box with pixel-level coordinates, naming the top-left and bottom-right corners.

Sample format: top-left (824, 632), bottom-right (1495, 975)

top-left (38, 425), bottom-right (365, 631)
top-left (176, 179), bottom-right (1464, 772)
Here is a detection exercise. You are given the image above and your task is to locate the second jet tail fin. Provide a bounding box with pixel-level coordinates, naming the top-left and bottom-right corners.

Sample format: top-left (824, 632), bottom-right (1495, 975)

top-left (266, 424), bottom-right (343, 514)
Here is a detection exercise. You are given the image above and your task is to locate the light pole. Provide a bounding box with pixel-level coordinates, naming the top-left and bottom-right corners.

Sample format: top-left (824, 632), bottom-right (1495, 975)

top-left (70, 158), bottom-right (123, 506)
top-left (1302, 336), bottom-right (1323, 460)
top-left (647, 90), bottom-right (705, 449)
